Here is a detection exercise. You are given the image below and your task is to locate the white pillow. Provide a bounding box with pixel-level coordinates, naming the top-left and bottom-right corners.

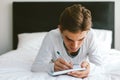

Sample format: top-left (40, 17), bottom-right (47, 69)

top-left (17, 29), bottom-right (112, 53)
top-left (93, 29), bottom-right (112, 54)
top-left (17, 32), bottom-right (47, 51)
top-left (93, 29), bottom-right (112, 49)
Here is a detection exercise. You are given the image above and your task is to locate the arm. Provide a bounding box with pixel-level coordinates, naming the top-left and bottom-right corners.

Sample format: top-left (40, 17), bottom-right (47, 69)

top-left (87, 29), bottom-right (104, 76)
top-left (88, 45), bottom-right (104, 76)
top-left (31, 33), bottom-right (54, 73)
top-left (67, 29), bottom-right (104, 78)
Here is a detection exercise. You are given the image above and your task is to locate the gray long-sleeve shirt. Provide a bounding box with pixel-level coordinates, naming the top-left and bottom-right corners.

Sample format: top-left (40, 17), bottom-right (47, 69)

top-left (31, 28), bottom-right (104, 76)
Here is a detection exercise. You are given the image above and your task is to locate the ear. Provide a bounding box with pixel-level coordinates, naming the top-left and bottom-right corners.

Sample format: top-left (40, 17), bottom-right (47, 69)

top-left (58, 25), bottom-right (62, 33)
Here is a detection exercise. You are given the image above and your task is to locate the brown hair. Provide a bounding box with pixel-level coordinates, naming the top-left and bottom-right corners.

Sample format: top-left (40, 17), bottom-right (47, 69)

top-left (59, 4), bottom-right (92, 33)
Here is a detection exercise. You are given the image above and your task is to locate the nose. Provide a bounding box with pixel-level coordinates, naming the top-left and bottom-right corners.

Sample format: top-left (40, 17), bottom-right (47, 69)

top-left (71, 41), bottom-right (78, 49)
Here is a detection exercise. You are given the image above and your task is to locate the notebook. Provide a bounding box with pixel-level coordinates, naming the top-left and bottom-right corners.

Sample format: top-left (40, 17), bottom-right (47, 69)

top-left (49, 65), bottom-right (86, 76)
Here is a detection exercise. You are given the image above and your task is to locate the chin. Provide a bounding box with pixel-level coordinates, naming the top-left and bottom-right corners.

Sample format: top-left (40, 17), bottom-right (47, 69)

top-left (68, 48), bottom-right (78, 53)
top-left (72, 51), bottom-right (77, 53)
top-left (70, 49), bottom-right (78, 53)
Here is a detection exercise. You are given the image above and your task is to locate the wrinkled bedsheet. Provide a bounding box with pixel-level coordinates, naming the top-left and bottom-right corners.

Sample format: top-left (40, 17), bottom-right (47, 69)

top-left (0, 48), bottom-right (120, 80)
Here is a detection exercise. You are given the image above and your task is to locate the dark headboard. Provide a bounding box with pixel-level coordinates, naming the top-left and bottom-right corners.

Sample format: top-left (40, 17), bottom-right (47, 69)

top-left (13, 2), bottom-right (114, 49)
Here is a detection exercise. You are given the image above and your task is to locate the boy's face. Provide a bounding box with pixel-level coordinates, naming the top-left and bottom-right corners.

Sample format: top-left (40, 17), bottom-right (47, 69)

top-left (61, 29), bottom-right (88, 53)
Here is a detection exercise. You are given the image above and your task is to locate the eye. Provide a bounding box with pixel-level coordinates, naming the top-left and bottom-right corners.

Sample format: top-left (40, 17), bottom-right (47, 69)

top-left (65, 36), bottom-right (73, 42)
top-left (67, 38), bottom-right (72, 41)
top-left (78, 37), bottom-right (85, 41)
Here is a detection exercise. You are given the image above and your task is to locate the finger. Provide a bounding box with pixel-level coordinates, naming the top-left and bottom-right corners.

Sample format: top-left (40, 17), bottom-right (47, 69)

top-left (59, 58), bottom-right (73, 69)
top-left (68, 70), bottom-right (88, 76)
top-left (54, 65), bottom-right (63, 71)
top-left (69, 62), bottom-right (73, 66)
top-left (55, 58), bottom-right (71, 70)
top-left (68, 72), bottom-right (82, 78)
top-left (54, 59), bottom-right (66, 71)
top-left (69, 71), bottom-right (83, 75)
top-left (81, 61), bottom-right (89, 68)
top-left (56, 59), bottom-right (69, 70)
top-left (68, 71), bottom-right (88, 78)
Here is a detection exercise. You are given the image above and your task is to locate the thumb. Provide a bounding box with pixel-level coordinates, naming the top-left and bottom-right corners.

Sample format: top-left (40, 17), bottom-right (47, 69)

top-left (81, 61), bottom-right (89, 68)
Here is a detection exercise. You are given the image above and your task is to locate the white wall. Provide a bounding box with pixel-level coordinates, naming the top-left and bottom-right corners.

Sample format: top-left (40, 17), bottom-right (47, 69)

top-left (0, 0), bottom-right (120, 54)
top-left (115, 1), bottom-right (120, 50)
top-left (0, 0), bottom-right (13, 54)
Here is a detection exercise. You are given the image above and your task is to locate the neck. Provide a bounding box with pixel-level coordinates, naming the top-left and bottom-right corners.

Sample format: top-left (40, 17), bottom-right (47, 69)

top-left (63, 42), bottom-right (80, 57)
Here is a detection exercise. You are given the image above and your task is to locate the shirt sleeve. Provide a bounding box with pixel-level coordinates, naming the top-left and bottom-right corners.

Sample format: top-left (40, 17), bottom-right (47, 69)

top-left (31, 32), bottom-right (54, 73)
top-left (87, 29), bottom-right (105, 76)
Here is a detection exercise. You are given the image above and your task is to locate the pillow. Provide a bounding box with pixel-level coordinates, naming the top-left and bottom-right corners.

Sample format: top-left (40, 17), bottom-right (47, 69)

top-left (93, 29), bottom-right (112, 53)
top-left (17, 29), bottom-right (112, 54)
top-left (17, 32), bottom-right (47, 51)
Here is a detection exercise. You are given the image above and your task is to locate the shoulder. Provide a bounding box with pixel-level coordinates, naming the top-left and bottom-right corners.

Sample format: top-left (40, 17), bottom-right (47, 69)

top-left (47, 28), bottom-right (61, 39)
top-left (43, 28), bottom-right (62, 42)
top-left (83, 28), bottom-right (97, 48)
top-left (86, 28), bottom-right (96, 41)
top-left (48, 28), bottom-right (60, 35)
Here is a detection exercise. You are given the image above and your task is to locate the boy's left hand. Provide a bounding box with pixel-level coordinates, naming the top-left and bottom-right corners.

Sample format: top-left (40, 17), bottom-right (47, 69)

top-left (67, 61), bottom-right (90, 78)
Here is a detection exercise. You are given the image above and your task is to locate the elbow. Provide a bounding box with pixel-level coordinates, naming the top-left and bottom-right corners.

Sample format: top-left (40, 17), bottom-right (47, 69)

top-left (31, 64), bottom-right (48, 72)
top-left (31, 65), bottom-right (37, 72)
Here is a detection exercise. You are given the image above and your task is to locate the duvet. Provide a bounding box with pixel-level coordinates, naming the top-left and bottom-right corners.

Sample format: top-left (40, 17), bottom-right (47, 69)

top-left (0, 48), bottom-right (120, 80)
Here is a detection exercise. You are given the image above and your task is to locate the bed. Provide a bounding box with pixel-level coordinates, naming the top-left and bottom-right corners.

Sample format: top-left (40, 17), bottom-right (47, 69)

top-left (0, 2), bottom-right (120, 80)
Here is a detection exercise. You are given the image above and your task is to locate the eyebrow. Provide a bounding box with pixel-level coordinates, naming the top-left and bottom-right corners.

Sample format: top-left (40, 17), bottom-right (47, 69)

top-left (78, 37), bottom-right (85, 41)
top-left (65, 36), bottom-right (85, 42)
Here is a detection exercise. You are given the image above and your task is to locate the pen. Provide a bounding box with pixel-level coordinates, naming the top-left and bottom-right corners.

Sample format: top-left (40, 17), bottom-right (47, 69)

top-left (57, 51), bottom-right (73, 68)
top-left (57, 51), bottom-right (64, 59)
top-left (57, 51), bottom-right (70, 62)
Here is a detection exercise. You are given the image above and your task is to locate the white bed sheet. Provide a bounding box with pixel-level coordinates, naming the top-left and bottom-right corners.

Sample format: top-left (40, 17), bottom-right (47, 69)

top-left (0, 48), bottom-right (120, 80)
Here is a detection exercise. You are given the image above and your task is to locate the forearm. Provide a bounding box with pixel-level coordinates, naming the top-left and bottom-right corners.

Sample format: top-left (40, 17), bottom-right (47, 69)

top-left (31, 61), bottom-right (54, 73)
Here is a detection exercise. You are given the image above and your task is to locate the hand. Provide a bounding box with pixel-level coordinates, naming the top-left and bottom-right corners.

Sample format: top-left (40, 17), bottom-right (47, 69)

top-left (54, 58), bottom-right (73, 72)
top-left (67, 61), bottom-right (90, 78)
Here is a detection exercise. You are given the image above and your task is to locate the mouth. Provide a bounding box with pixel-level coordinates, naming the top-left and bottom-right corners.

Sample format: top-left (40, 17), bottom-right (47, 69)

top-left (70, 48), bottom-right (78, 52)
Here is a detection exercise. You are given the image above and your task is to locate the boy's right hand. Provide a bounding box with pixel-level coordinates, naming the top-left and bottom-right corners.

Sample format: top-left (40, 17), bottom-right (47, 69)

top-left (54, 58), bottom-right (73, 72)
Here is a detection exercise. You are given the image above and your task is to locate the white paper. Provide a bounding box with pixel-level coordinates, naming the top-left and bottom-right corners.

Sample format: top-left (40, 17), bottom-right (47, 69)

top-left (50, 65), bottom-right (86, 76)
